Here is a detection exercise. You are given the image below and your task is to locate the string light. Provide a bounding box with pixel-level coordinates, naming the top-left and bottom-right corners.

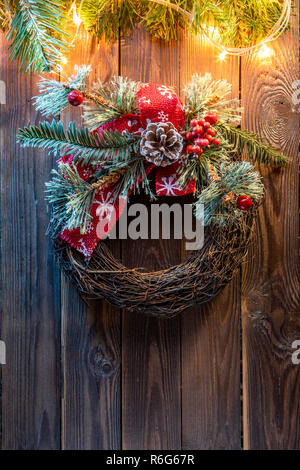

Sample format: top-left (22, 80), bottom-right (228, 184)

top-left (256, 44), bottom-right (274, 59)
top-left (71, 4), bottom-right (82, 26)
top-left (150, 0), bottom-right (291, 59)
top-left (60, 55), bottom-right (68, 64)
top-left (218, 51), bottom-right (228, 61)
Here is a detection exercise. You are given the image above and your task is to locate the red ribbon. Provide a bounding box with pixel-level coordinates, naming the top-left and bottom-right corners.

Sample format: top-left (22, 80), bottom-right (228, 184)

top-left (60, 83), bottom-right (194, 257)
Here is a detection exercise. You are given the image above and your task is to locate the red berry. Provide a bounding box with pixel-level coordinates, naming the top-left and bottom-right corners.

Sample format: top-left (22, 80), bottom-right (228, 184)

top-left (205, 113), bottom-right (218, 125)
top-left (212, 138), bottom-right (221, 146)
top-left (195, 147), bottom-right (203, 155)
top-left (237, 195), bottom-right (252, 211)
top-left (197, 118), bottom-right (205, 126)
top-left (200, 138), bottom-right (210, 147)
top-left (190, 119), bottom-right (198, 127)
top-left (186, 145), bottom-right (196, 154)
top-left (68, 90), bottom-right (84, 106)
top-left (185, 131), bottom-right (193, 141)
top-left (206, 128), bottom-right (216, 137)
top-left (206, 135), bottom-right (213, 143)
top-left (195, 125), bottom-right (204, 135)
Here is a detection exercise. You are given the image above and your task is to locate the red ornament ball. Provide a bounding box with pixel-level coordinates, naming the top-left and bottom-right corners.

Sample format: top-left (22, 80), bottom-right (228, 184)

top-left (237, 195), bottom-right (252, 211)
top-left (212, 138), bottom-right (221, 146)
top-left (190, 118), bottom-right (198, 127)
top-left (68, 90), bottom-right (84, 106)
top-left (205, 113), bottom-right (218, 125)
top-left (185, 131), bottom-right (193, 141)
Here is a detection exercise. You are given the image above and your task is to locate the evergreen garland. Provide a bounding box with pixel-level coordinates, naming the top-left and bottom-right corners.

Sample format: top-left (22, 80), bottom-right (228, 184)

top-left (0, 0), bottom-right (288, 72)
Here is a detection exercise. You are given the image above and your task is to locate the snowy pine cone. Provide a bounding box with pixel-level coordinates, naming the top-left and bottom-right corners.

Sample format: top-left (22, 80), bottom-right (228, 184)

top-left (140, 122), bottom-right (183, 167)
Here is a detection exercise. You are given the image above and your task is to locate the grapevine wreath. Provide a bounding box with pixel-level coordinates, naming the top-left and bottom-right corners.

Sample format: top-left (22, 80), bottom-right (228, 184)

top-left (17, 66), bottom-right (287, 317)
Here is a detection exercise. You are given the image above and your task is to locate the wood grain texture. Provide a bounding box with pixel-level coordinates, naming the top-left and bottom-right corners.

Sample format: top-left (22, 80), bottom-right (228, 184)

top-left (120, 27), bottom-right (181, 450)
top-left (180, 35), bottom-right (242, 450)
top-left (60, 29), bottom-right (121, 450)
top-left (241, 2), bottom-right (300, 449)
top-left (0, 34), bottom-right (61, 449)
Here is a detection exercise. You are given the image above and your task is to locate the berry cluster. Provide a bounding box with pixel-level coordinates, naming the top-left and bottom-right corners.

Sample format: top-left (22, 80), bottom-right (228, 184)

top-left (185, 112), bottom-right (221, 157)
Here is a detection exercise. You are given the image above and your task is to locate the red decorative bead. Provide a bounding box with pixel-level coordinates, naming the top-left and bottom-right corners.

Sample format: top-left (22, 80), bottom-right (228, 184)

top-left (237, 195), bottom-right (252, 211)
top-left (205, 113), bottom-right (218, 125)
top-left (68, 90), bottom-right (84, 106)
top-left (206, 128), bottom-right (216, 137)
top-left (185, 131), bottom-right (193, 140)
top-left (195, 147), bottom-right (203, 155)
top-left (197, 118), bottom-right (205, 126)
top-left (206, 135), bottom-right (213, 143)
top-left (190, 119), bottom-right (198, 127)
top-left (212, 138), bottom-right (221, 146)
top-left (203, 121), bottom-right (211, 129)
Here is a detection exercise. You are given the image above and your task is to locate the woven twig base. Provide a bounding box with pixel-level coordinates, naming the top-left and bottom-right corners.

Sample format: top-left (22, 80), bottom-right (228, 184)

top-left (54, 210), bottom-right (256, 318)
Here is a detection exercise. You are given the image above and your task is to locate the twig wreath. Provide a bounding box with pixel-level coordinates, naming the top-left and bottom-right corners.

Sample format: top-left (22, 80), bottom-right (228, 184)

top-left (17, 66), bottom-right (288, 317)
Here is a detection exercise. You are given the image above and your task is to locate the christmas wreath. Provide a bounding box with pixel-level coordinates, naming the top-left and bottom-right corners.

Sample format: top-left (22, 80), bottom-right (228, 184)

top-left (17, 66), bottom-right (287, 317)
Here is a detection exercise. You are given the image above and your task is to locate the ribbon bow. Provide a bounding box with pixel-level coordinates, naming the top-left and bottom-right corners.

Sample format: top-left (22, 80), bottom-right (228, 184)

top-left (60, 83), bottom-right (194, 257)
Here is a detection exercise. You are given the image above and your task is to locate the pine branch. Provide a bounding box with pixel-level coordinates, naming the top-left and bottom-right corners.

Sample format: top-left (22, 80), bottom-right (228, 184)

top-left (17, 120), bottom-right (140, 166)
top-left (195, 161), bottom-right (264, 226)
top-left (83, 75), bottom-right (140, 130)
top-left (6, 0), bottom-right (70, 73)
top-left (33, 65), bottom-right (91, 117)
top-left (183, 73), bottom-right (242, 125)
top-left (217, 122), bottom-right (289, 166)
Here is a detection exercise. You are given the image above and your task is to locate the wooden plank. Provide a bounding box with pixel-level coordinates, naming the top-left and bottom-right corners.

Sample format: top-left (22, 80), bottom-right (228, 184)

top-left (180, 35), bottom-right (242, 449)
top-left (241, 1), bottom-right (300, 449)
top-left (60, 29), bottom-right (121, 450)
top-left (0, 34), bottom-right (61, 449)
top-left (120, 27), bottom-right (182, 450)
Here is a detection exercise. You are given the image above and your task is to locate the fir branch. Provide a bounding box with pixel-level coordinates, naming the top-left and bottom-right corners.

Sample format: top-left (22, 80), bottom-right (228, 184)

top-left (7, 0), bottom-right (70, 73)
top-left (114, 159), bottom-right (156, 201)
top-left (83, 75), bottom-right (140, 130)
top-left (183, 73), bottom-right (242, 125)
top-left (33, 65), bottom-right (91, 117)
top-left (217, 122), bottom-right (289, 167)
top-left (17, 120), bottom-right (140, 166)
top-left (81, 0), bottom-right (142, 41)
top-left (0, 0), bottom-right (15, 30)
top-left (195, 161), bottom-right (264, 226)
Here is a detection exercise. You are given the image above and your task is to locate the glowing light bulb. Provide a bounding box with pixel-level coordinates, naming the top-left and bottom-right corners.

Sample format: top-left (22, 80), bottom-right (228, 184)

top-left (257, 44), bottom-right (274, 59)
top-left (60, 55), bottom-right (68, 64)
top-left (219, 51), bottom-right (228, 61)
top-left (72, 6), bottom-right (82, 26)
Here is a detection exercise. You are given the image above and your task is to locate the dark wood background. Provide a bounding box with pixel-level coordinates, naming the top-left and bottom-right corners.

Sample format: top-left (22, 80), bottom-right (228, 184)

top-left (0, 3), bottom-right (299, 449)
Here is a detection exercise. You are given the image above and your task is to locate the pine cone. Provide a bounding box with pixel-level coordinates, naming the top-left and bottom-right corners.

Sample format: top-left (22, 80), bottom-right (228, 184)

top-left (140, 122), bottom-right (183, 167)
